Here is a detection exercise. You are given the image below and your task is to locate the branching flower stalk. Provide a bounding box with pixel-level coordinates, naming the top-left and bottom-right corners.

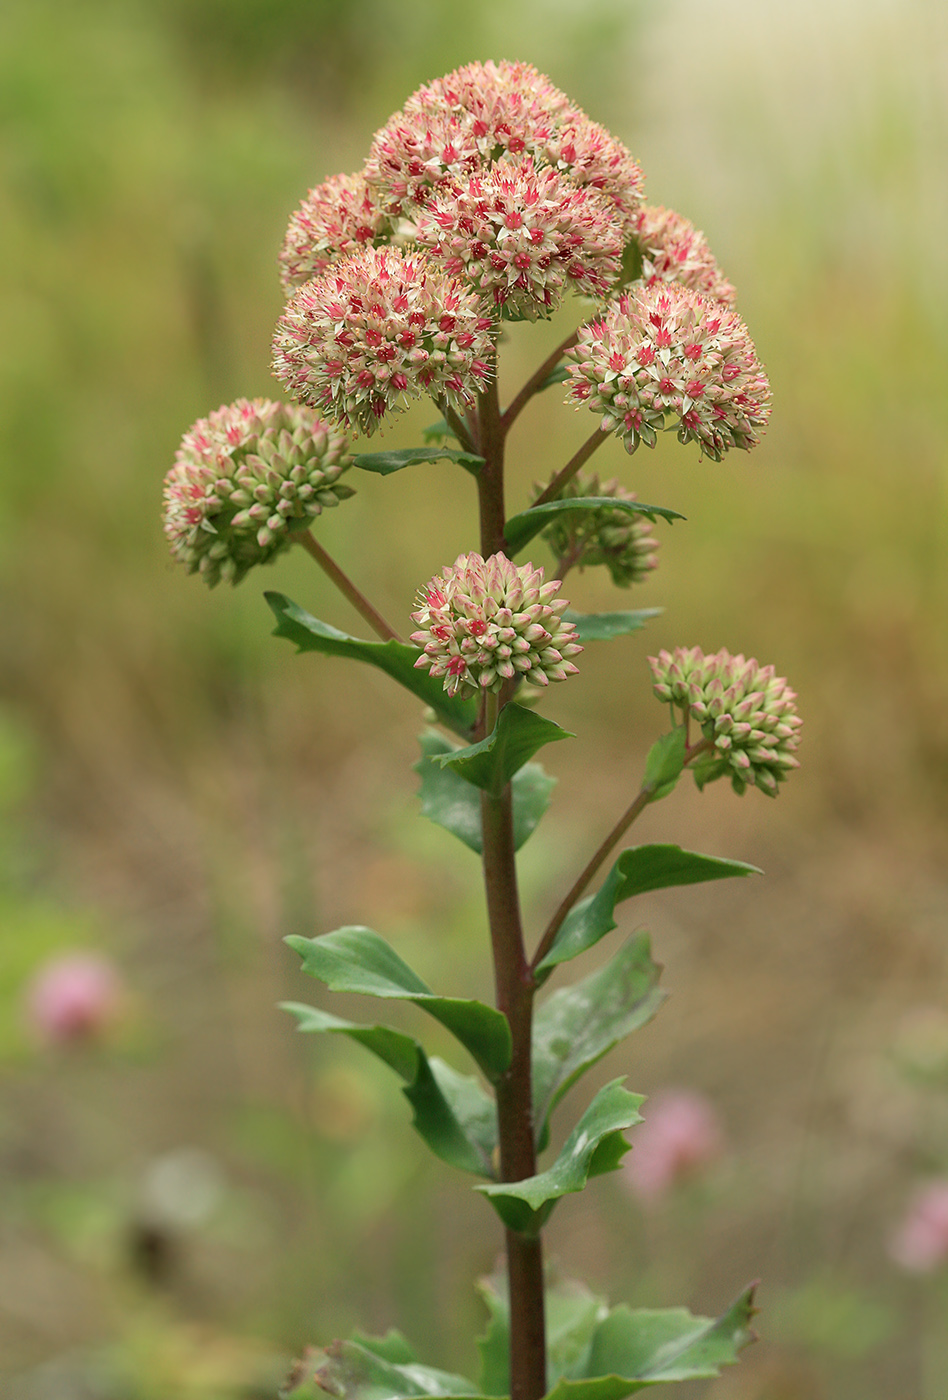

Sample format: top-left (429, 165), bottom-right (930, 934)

top-left (163, 59), bottom-right (799, 1400)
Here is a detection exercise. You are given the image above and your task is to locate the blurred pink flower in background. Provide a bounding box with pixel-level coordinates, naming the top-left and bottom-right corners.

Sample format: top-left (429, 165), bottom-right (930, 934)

top-left (889, 1181), bottom-right (948, 1273)
top-left (26, 952), bottom-right (122, 1046)
top-left (624, 1089), bottom-right (724, 1204)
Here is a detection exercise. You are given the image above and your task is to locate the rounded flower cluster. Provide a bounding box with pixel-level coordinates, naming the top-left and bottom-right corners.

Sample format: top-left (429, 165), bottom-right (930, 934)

top-left (534, 471), bottom-right (659, 586)
top-left (414, 159), bottom-right (623, 319)
top-left (649, 646), bottom-right (801, 796)
top-left (271, 245), bottom-right (494, 435)
top-left (163, 398), bottom-right (353, 586)
top-left (566, 281), bottom-right (771, 461)
top-left (410, 552), bottom-right (582, 699)
top-left (279, 173), bottom-right (390, 292)
top-left (544, 115), bottom-right (645, 234)
top-left (366, 61), bottom-right (571, 212)
top-left (633, 205), bottom-right (736, 305)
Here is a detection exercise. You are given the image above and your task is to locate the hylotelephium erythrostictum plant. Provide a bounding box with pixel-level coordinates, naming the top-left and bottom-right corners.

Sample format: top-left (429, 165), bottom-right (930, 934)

top-left (163, 60), bottom-right (801, 1400)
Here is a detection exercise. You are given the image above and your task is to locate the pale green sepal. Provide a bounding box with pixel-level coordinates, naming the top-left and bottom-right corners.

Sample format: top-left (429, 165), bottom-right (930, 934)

top-left (282, 1003), bottom-right (498, 1177)
top-left (416, 733), bottom-right (556, 854)
top-left (436, 703), bottom-right (573, 795)
top-left (533, 935), bottom-right (665, 1147)
top-left (642, 728), bottom-right (686, 801)
top-left (542, 1286), bottom-right (757, 1399)
top-left (353, 447), bottom-right (484, 477)
top-left (537, 846), bottom-right (761, 973)
top-left (477, 1080), bottom-right (643, 1234)
top-left (287, 927), bottom-right (512, 1080)
top-left (504, 498), bottom-right (683, 556)
top-left (265, 593), bottom-right (477, 739)
top-left (282, 1340), bottom-right (486, 1400)
top-left (564, 611), bottom-right (662, 643)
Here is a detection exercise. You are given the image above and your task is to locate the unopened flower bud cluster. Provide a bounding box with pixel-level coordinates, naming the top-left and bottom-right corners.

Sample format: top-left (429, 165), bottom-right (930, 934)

top-left (649, 646), bottom-right (801, 796)
top-left (567, 282), bottom-right (771, 461)
top-left (535, 471), bottom-right (659, 586)
top-left (411, 552), bottom-right (582, 699)
top-left (163, 398), bottom-right (353, 586)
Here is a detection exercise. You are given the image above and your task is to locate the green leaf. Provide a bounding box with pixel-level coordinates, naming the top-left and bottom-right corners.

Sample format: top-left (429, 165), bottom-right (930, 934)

top-left (415, 732), bottom-right (556, 854)
top-left (538, 846), bottom-right (761, 973)
top-left (422, 419), bottom-right (457, 445)
top-left (282, 1003), bottom-right (497, 1176)
top-left (642, 728), bottom-right (686, 801)
top-left (564, 611), bottom-right (662, 643)
top-left (504, 499), bottom-right (684, 556)
top-left (477, 1273), bottom-right (608, 1396)
top-left (352, 447), bottom-right (484, 477)
top-left (287, 927), bottom-right (511, 1081)
top-left (350, 1332), bottom-right (419, 1366)
top-left (543, 1287), bottom-right (757, 1400)
top-left (436, 704), bottom-right (573, 795)
top-left (283, 1340), bottom-right (485, 1400)
top-left (265, 593), bottom-right (476, 739)
top-left (477, 1081), bottom-right (643, 1233)
top-left (533, 936), bottom-right (665, 1147)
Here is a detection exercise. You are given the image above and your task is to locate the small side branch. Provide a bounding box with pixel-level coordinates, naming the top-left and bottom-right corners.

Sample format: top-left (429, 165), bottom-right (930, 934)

top-left (531, 427), bottom-right (609, 509)
top-left (502, 329), bottom-right (581, 434)
top-left (292, 529), bottom-right (403, 643)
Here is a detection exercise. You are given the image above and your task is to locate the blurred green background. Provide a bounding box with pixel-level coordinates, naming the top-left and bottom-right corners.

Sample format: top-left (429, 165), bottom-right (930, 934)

top-left (2, 0), bottom-right (948, 1396)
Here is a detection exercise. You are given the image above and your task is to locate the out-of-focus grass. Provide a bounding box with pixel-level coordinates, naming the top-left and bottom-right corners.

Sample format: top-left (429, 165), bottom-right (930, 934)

top-left (1, 1), bottom-right (947, 1397)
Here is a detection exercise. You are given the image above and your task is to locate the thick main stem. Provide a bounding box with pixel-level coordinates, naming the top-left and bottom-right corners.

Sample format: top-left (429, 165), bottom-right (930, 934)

top-left (474, 363), bottom-right (547, 1400)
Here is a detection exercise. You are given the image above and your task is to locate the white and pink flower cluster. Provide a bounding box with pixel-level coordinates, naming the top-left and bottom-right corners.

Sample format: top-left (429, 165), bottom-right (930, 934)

top-left (410, 552), bottom-right (582, 699)
top-left (650, 645), bottom-right (801, 796)
top-left (566, 282), bottom-right (771, 461)
top-left (163, 397), bottom-right (353, 586)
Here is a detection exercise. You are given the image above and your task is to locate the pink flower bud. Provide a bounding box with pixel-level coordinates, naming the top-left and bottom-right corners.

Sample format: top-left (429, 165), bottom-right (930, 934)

top-left (26, 953), bottom-right (121, 1046)
top-left (889, 1182), bottom-right (948, 1273)
top-left (623, 1089), bottom-right (724, 1204)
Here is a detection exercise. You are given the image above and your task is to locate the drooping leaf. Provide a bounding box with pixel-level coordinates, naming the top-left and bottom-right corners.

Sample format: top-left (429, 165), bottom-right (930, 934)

top-left (542, 1287), bottom-right (757, 1400)
top-left (504, 499), bottom-right (684, 556)
top-left (642, 728), bottom-right (686, 801)
top-left (422, 419), bottom-right (457, 445)
top-left (416, 732), bottom-right (557, 853)
top-left (538, 846), bottom-right (761, 973)
top-left (477, 1272), bottom-right (608, 1397)
top-left (283, 1340), bottom-right (485, 1400)
top-left (287, 927), bottom-right (511, 1080)
top-left (436, 704), bottom-right (573, 795)
top-left (283, 1003), bottom-right (497, 1176)
top-left (477, 1080), bottom-right (643, 1233)
top-left (532, 936), bottom-right (665, 1147)
top-left (564, 611), bottom-right (662, 643)
top-left (353, 446), bottom-right (484, 477)
top-left (266, 593), bottom-right (476, 739)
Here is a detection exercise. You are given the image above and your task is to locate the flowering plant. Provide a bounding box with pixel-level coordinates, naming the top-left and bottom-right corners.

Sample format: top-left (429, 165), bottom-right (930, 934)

top-left (164, 60), bottom-right (799, 1400)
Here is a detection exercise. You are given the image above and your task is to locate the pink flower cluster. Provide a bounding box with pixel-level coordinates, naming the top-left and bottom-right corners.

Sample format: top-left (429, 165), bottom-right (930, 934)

top-left (279, 173), bottom-right (389, 292)
top-left (27, 953), bottom-right (122, 1046)
top-left (566, 281), bottom-right (771, 460)
top-left (889, 1181), bottom-right (948, 1273)
top-left (624, 1090), bottom-right (724, 1204)
top-left (272, 246), bottom-right (494, 435)
top-left (410, 552), bottom-right (582, 699)
top-left (633, 205), bottom-right (737, 306)
top-left (414, 159), bottom-right (622, 319)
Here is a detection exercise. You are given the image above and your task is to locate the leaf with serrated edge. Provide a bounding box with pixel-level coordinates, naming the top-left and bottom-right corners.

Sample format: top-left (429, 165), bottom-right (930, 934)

top-left (477, 1272), bottom-right (608, 1397)
top-left (283, 1003), bottom-right (497, 1177)
top-left (265, 593), bottom-right (477, 739)
top-left (353, 447), bottom-right (484, 476)
top-left (416, 733), bottom-right (556, 854)
top-left (297, 1340), bottom-right (485, 1400)
top-left (287, 927), bottom-right (511, 1080)
top-left (538, 846), bottom-right (761, 973)
top-left (477, 1080), bottom-right (643, 1233)
top-left (533, 936), bottom-right (665, 1146)
top-left (504, 499), bottom-right (684, 556)
top-left (542, 1286), bottom-right (757, 1399)
top-left (437, 704), bottom-right (573, 795)
top-left (564, 611), bottom-right (662, 643)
